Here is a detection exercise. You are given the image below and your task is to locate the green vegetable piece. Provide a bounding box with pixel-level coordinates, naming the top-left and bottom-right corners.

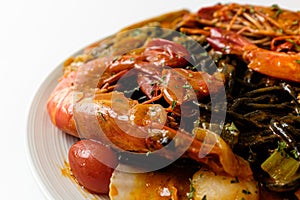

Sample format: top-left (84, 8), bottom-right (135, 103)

top-left (261, 149), bottom-right (300, 181)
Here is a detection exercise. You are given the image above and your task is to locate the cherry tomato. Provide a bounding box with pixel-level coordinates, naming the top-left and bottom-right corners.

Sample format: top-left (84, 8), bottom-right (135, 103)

top-left (68, 139), bottom-right (118, 194)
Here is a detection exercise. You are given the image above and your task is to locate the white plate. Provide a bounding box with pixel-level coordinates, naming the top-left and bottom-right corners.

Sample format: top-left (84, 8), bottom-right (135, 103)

top-left (26, 60), bottom-right (109, 200)
top-left (25, 2), bottom-right (300, 199)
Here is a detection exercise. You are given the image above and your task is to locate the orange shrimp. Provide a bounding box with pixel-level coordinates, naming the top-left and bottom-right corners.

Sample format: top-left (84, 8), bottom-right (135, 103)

top-left (207, 27), bottom-right (300, 83)
top-left (47, 71), bottom-right (78, 137)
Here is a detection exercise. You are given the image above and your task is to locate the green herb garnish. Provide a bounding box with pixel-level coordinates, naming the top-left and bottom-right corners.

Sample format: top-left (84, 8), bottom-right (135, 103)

top-left (292, 20), bottom-right (299, 25)
top-left (227, 122), bottom-right (238, 132)
top-left (171, 100), bottom-right (176, 110)
top-left (183, 82), bottom-right (193, 89)
top-left (98, 112), bottom-right (106, 121)
top-left (187, 178), bottom-right (195, 200)
top-left (271, 4), bottom-right (283, 18)
top-left (286, 39), bottom-right (300, 52)
top-left (290, 149), bottom-right (299, 159)
top-left (249, 6), bottom-right (255, 14)
top-left (277, 141), bottom-right (288, 153)
top-left (275, 9), bottom-right (283, 18)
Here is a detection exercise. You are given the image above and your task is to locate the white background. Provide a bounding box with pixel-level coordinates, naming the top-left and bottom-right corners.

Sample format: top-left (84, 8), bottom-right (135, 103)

top-left (1, 0), bottom-right (299, 199)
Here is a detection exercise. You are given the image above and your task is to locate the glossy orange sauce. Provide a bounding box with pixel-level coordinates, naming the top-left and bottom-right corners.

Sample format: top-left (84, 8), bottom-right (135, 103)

top-left (61, 160), bottom-right (100, 200)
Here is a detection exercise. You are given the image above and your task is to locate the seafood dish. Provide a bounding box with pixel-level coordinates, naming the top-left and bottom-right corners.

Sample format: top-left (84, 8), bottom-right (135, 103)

top-left (47, 3), bottom-right (300, 200)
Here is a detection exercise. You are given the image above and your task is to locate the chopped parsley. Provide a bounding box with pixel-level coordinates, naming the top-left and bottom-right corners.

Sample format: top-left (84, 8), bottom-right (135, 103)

top-left (97, 112), bottom-right (106, 121)
top-left (275, 9), bottom-right (283, 18)
top-left (271, 4), bottom-right (283, 18)
top-left (292, 20), bottom-right (299, 25)
top-left (171, 100), bottom-right (177, 110)
top-left (227, 122), bottom-right (238, 132)
top-left (277, 141), bottom-right (288, 152)
top-left (249, 6), bottom-right (255, 14)
top-left (187, 178), bottom-right (195, 200)
top-left (290, 149), bottom-right (299, 159)
top-left (286, 39), bottom-right (300, 52)
top-left (183, 82), bottom-right (193, 89)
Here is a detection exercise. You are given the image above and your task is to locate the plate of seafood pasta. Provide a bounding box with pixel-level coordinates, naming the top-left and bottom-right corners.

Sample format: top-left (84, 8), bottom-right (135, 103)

top-left (27, 2), bottom-right (300, 200)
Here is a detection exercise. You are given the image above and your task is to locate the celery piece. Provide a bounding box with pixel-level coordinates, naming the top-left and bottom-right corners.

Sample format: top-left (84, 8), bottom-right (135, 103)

top-left (261, 149), bottom-right (300, 181)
